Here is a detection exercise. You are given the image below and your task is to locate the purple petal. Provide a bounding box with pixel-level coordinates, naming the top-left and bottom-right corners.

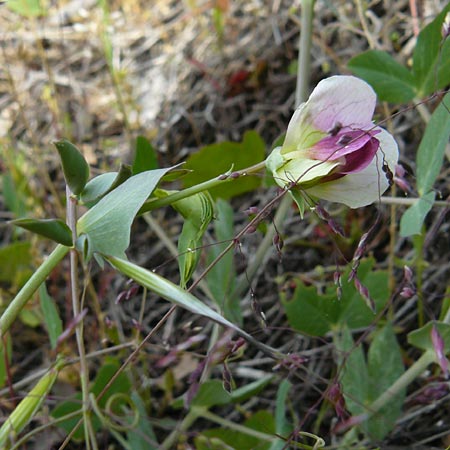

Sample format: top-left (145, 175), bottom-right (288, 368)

top-left (309, 129), bottom-right (379, 161)
top-left (338, 137), bottom-right (379, 174)
top-left (304, 128), bottom-right (398, 208)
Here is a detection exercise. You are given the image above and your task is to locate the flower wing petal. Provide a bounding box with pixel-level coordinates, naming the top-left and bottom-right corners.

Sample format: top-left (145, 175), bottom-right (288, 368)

top-left (304, 128), bottom-right (398, 207)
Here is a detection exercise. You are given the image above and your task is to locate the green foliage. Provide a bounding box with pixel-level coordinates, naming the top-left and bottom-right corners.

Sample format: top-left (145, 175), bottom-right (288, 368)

top-left (415, 91), bottom-right (450, 196)
top-left (2, 173), bottom-right (27, 218)
top-left (51, 361), bottom-right (132, 441)
top-left (412, 4), bottom-right (450, 96)
top-left (400, 90), bottom-right (450, 236)
top-left (282, 259), bottom-right (389, 336)
top-left (336, 324), bottom-right (405, 440)
top-left (196, 410), bottom-right (277, 450)
top-left (0, 241), bottom-right (32, 286)
top-left (191, 380), bottom-right (232, 408)
top-left (347, 50), bottom-right (416, 103)
top-left (348, 3), bottom-right (450, 101)
top-left (206, 199), bottom-right (240, 322)
top-left (272, 380), bottom-right (292, 449)
top-left (12, 218), bottom-right (73, 246)
top-left (182, 131), bottom-right (266, 199)
top-left (77, 168), bottom-right (172, 260)
top-left (0, 360), bottom-right (61, 447)
top-left (399, 192), bottom-right (435, 237)
top-left (408, 321), bottom-right (450, 351)
top-left (38, 283), bottom-right (63, 349)
top-left (54, 140), bottom-right (90, 196)
top-left (80, 172), bottom-right (118, 204)
top-left (6, 0), bottom-right (46, 17)
top-left (126, 392), bottom-right (158, 450)
top-left (133, 136), bottom-right (159, 174)
top-left (173, 192), bottom-right (214, 287)
top-left (0, 335), bottom-right (12, 388)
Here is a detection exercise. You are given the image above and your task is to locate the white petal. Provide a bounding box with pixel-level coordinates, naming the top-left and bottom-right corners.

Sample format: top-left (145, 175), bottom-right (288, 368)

top-left (304, 128), bottom-right (398, 208)
top-left (307, 76), bottom-right (377, 133)
top-left (281, 76), bottom-right (377, 156)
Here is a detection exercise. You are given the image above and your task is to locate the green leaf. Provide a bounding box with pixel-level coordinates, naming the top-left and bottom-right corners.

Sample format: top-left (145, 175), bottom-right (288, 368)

top-left (107, 256), bottom-right (280, 358)
top-left (77, 168), bottom-right (172, 259)
top-left (348, 50), bottom-right (416, 102)
top-left (206, 199), bottom-right (239, 322)
top-left (0, 335), bottom-right (12, 388)
top-left (399, 191), bottom-right (435, 237)
top-left (198, 410), bottom-right (276, 450)
top-left (2, 173), bottom-right (27, 218)
top-left (412, 4), bottom-right (450, 96)
top-left (182, 130), bottom-right (266, 199)
top-left (79, 172), bottom-right (117, 204)
top-left (408, 321), bottom-right (450, 351)
top-left (54, 139), bottom-right (90, 196)
top-left (0, 241), bottom-right (31, 284)
top-left (174, 192), bottom-right (214, 288)
top-left (12, 218), bottom-right (73, 246)
top-left (39, 283), bottom-right (63, 349)
top-left (272, 380), bottom-right (292, 450)
top-left (133, 136), bottom-right (159, 174)
top-left (50, 394), bottom-right (83, 441)
top-left (126, 392), bottom-right (158, 450)
top-left (80, 165), bottom-right (133, 206)
top-left (282, 259), bottom-right (389, 336)
top-left (6, 0), bottom-right (46, 17)
top-left (366, 323), bottom-right (405, 440)
top-left (416, 91), bottom-right (450, 196)
top-left (51, 360), bottom-right (131, 441)
top-left (90, 362), bottom-right (132, 408)
top-left (191, 380), bottom-right (232, 408)
top-left (335, 326), bottom-right (369, 417)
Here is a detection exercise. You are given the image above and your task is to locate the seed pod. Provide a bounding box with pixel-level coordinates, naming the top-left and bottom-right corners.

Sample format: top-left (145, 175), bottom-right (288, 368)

top-left (0, 359), bottom-right (63, 447)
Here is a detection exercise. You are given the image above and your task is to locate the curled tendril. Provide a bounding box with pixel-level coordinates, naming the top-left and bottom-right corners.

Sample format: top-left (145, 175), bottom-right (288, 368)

top-left (297, 431), bottom-right (326, 450)
top-left (90, 392), bottom-right (140, 433)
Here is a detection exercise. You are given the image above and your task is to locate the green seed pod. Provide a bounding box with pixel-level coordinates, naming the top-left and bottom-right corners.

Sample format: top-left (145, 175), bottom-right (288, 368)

top-left (0, 359), bottom-right (63, 448)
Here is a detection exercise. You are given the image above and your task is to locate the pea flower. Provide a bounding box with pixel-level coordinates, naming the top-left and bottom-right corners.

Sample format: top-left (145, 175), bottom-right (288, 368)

top-left (266, 76), bottom-right (398, 208)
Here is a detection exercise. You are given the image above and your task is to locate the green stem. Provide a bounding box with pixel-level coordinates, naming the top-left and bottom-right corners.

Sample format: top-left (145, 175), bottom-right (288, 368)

top-left (0, 244), bottom-right (69, 339)
top-left (296, 0), bottom-right (315, 107)
top-left (139, 161), bottom-right (266, 214)
top-left (160, 409), bottom-right (199, 450)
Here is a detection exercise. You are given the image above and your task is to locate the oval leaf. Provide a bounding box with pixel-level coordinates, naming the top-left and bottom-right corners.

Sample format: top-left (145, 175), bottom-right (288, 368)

top-left (399, 192), bottom-right (435, 237)
top-left (77, 168), bottom-right (173, 259)
top-left (132, 136), bottom-right (159, 174)
top-left (80, 172), bottom-right (117, 204)
top-left (54, 139), bottom-right (90, 195)
top-left (408, 321), bottom-right (450, 351)
top-left (416, 91), bottom-right (450, 196)
top-left (182, 130), bottom-right (265, 199)
top-left (348, 50), bottom-right (416, 103)
top-left (412, 4), bottom-right (450, 96)
top-left (12, 218), bottom-right (73, 246)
